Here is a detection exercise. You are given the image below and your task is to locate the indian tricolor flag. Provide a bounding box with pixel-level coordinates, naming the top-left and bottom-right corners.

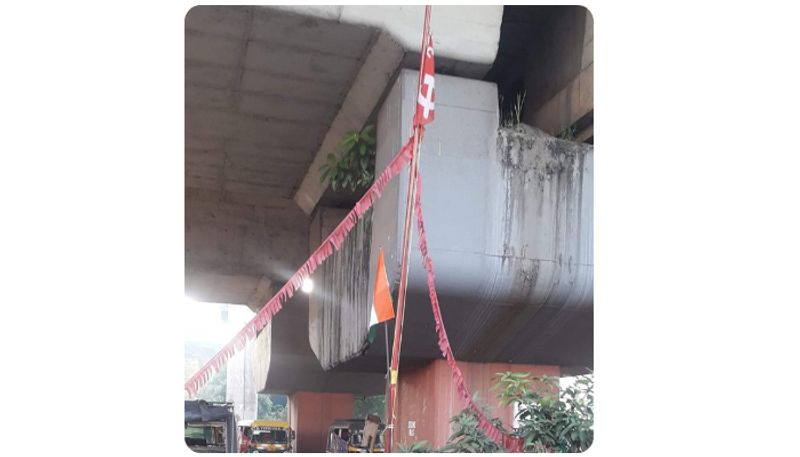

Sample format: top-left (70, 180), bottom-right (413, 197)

top-left (368, 248), bottom-right (395, 342)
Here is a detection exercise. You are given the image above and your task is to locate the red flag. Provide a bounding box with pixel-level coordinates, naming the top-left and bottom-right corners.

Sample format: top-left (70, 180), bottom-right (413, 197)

top-left (414, 34), bottom-right (435, 127)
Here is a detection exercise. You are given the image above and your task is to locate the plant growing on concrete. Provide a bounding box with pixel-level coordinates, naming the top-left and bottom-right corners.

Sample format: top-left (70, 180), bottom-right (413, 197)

top-left (500, 91), bottom-right (526, 128)
top-left (319, 124), bottom-right (376, 192)
top-left (494, 371), bottom-right (594, 453)
top-left (557, 123), bottom-right (577, 141)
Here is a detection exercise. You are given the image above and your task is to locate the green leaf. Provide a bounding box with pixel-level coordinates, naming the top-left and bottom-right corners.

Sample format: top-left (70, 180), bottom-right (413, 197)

top-left (341, 133), bottom-right (357, 147)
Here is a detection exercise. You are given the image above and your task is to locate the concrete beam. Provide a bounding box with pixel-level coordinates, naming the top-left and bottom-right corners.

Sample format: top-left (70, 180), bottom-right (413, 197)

top-left (525, 6), bottom-right (593, 137)
top-left (185, 269), bottom-right (263, 305)
top-left (246, 275), bottom-right (274, 313)
top-left (582, 8), bottom-right (594, 71)
top-left (575, 124), bottom-right (594, 143)
top-left (528, 62), bottom-right (593, 136)
top-left (293, 32), bottom-right (404, 215)
top-left (185, 189), bottom-right (310, 291)
top-left (269, 5), bottom-right (503, 65)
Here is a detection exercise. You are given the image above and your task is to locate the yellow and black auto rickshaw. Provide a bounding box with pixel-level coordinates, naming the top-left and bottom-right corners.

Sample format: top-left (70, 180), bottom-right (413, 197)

top-left (326, 418), bottom-right (385, 453)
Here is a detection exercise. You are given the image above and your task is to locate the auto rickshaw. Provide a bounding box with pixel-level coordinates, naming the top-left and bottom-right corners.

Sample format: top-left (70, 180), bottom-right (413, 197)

top-left (326, 418), bottom-right (386, 453)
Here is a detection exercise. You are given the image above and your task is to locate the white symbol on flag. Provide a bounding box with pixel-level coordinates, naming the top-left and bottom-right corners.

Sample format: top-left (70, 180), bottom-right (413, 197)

top-left (417, 73), bottom-right (435, 120)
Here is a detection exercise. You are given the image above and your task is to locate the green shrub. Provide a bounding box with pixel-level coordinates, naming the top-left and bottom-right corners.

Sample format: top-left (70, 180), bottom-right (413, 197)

top-left (319, 125), bottom-right (376, 192)
top-left (394, 440), bottom-right (433, 453)
top-left (494, 371), bottom-right (594, 452)
top-left (438, 400), bottom-right (504, 453)
top-left (390, 372), bottom-right (593, 453)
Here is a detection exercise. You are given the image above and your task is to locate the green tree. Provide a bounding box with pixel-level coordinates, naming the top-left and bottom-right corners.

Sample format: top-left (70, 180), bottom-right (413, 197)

top-left (257, 394), bottom-right (288, 421)
top-left (354, 394), bottom-right (385, 421)
top-left (195, 366), bottom-right (227, 402)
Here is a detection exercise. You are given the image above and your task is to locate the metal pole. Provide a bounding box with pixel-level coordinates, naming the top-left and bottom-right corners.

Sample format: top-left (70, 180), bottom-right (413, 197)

top-left (385, 7), bottom-right (431, 451)
top-left (386, 126), bottom-right (423, 451)
top-left (384, 321), bottom-right (390, 375)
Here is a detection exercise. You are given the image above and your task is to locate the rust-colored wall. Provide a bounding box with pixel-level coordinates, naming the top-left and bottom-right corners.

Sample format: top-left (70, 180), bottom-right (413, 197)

top-left (288, 391), bottom-right (354, 452)
top-left (395, 360), bottom-right (559, 449)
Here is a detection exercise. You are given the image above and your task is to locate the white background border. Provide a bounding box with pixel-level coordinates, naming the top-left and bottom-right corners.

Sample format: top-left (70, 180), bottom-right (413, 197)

top-left (1, 1), bottom-right (799, 456)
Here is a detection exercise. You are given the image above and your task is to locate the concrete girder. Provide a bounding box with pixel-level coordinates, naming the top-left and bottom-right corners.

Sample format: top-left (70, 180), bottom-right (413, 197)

top-left (528, 62), bottom-right (594, 137)
top-left (270, 5), bottom-right (503, 66)
top-left (521, 6), bottom-right (593, 138)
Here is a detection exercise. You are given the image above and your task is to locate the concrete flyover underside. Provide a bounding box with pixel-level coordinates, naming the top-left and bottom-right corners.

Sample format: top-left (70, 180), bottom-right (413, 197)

top-left (185, 6), bottom-right (592, 397)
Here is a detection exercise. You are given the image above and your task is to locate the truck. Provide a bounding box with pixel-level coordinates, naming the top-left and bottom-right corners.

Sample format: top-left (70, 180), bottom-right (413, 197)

top-left (184, 400), bottom-right (238, 453)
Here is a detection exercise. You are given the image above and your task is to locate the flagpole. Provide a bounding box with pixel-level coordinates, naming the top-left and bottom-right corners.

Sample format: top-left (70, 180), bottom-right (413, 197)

top-left (386, 127), bottom-right (422, 452)
top-left (384, 322), bottom-right (390, 375)
top-left (385, 6), bottom-right (432, 452)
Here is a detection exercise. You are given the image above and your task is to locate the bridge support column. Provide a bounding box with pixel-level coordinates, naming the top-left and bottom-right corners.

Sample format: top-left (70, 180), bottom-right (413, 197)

top-left (288, 391), bottom-right (354, 452)
top-left (225, 341), bottom-right (258, 421)
top-left (395, 360), bottom-right (559, 449)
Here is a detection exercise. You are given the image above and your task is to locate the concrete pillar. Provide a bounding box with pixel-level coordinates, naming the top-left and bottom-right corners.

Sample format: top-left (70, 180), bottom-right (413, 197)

top-left (226, 341), bottom-right (258, 421)
top-left (288, 391), bottom-right (354, 452)
top-left (395, 360), bottom-right (559, 449)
